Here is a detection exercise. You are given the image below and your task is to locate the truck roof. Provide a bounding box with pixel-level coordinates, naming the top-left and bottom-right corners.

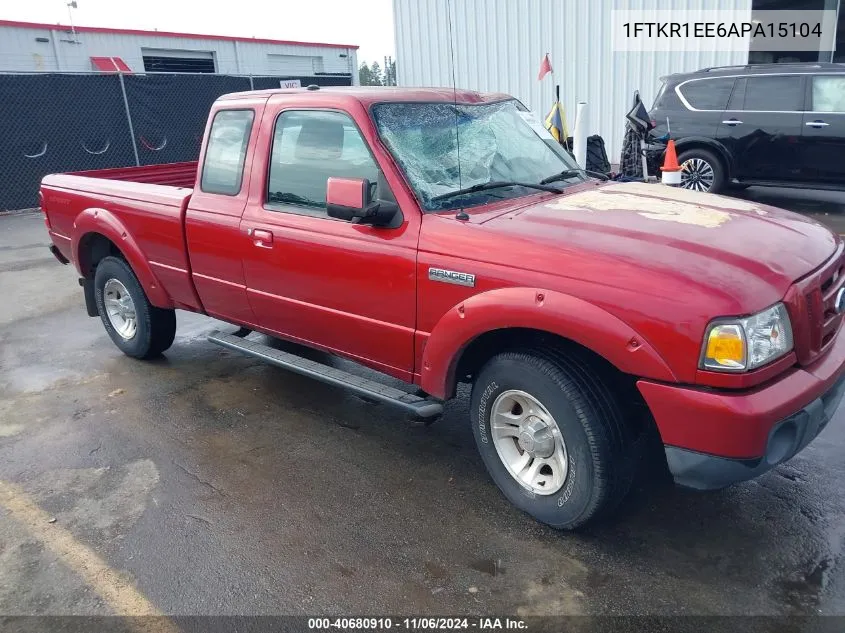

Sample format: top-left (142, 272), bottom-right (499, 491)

top-left (217, 86), bottom-right (513, 106)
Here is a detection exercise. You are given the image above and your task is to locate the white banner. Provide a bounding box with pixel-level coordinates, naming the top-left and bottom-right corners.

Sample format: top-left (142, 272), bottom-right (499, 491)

top-left (612, 10), bottom-right (838, 53)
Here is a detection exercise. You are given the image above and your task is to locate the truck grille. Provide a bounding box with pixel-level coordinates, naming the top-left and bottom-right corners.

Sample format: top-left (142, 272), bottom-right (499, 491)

top-left (793, 244), bottom-right (845, 365)
top-left (819, 263), bottom-right (845, 348)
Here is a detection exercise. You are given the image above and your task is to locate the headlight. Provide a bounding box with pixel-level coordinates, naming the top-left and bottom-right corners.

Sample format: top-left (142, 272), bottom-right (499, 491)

top-left (701, 303), bottom-right (793, 372)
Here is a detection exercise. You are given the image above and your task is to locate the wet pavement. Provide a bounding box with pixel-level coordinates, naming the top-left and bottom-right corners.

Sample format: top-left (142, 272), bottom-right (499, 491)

top-left (0, 187), bottom-right (844, 619)
top-left (734, 186), bottom-right (845, 235)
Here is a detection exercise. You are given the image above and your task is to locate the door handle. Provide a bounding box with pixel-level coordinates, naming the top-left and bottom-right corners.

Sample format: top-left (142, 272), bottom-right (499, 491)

top-left (721, 119), bottom-right (743, 126)
top-left (247, 228), bottom-right (274, 247)
top-left (806, 120), bottom-right (830, 128)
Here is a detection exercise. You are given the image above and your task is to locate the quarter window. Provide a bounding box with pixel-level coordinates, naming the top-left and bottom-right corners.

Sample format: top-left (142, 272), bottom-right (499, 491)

top-left (742, 76), bottom-right (804, 111)
top-left (651, 81), bottom-right (668, 109)
top-left (267, 110), bottom-right (383, 217)
top-left (679, 78), bottom-right (735, 110)
top-left (812, 76), bottom-right (845, 112)
top-left (200, 109), bottom-right (254, 195)
top-left (727, 78), bottom-right (746, 110)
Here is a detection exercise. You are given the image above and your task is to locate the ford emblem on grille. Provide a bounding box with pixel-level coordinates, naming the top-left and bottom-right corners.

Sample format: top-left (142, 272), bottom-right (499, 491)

top-left (836, 288), bottom-right (845, 315)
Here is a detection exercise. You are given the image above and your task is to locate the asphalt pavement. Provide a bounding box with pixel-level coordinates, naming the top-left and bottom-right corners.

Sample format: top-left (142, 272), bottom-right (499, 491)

top-left (0, 187), bottom-right (844, 622)
top-left (734, 186), bottom-right (845, 235)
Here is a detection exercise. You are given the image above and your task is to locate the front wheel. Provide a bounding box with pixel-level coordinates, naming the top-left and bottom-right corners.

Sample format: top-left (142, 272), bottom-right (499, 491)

top-left (470, 350), bottom-right (636, 530)
top-left (94, 256), bottom-right (176, 359)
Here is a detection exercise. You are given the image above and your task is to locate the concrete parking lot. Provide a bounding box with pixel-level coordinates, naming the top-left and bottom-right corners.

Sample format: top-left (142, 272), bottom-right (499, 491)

top-left (1, 187), bottom-right (844, 620)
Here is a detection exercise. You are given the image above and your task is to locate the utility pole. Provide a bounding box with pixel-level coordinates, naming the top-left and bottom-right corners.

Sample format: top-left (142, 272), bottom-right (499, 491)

top-left (383, 55), bottom-right (394, 86)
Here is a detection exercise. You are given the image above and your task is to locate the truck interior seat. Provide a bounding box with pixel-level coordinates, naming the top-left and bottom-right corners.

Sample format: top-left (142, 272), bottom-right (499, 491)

top-left (295, 119), bottom-right (344, 161)
top-left (269, 118), bottom-right (379, 210)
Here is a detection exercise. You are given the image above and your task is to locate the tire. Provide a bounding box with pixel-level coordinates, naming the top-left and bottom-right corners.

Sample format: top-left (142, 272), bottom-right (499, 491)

top-left (470, 350), bottom-right (636, 530)
top-left (94, 256), bottom-right (176, 359)
top-left (677, 148), bottom-right (726, 194)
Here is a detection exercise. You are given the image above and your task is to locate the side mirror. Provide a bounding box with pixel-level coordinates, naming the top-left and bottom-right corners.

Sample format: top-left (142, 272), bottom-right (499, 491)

top-left (326, 177), bottom-right (398, 226)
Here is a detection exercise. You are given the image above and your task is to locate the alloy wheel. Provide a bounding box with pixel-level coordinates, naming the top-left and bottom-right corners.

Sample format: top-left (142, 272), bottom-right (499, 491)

top-left (680, 157), bottom-right (715, 192)
top-left (103, 278), bottom-right (138, 340)
top-left (490, 389), bottom-right (569, 495)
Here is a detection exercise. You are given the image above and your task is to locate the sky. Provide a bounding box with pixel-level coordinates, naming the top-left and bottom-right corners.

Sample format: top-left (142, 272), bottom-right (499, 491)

top-left (3, 0), bottom-right (395, 65)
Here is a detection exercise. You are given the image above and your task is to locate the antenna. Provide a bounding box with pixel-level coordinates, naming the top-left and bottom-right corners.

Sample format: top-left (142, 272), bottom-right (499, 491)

top-left (445, 0), bottom-right (467, 220)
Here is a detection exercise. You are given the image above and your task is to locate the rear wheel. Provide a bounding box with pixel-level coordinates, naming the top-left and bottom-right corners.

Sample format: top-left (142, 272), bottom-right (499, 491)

top-left (94, 256), bottom-right (176, 359)
top-left (470, 350), bottom-right (637, 530)
top-left (677, 148), bottom-right (726, 194)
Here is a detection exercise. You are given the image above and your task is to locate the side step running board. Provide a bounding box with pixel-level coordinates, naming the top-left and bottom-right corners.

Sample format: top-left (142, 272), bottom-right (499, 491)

top-left (207, 331), bottom-right (443, 419)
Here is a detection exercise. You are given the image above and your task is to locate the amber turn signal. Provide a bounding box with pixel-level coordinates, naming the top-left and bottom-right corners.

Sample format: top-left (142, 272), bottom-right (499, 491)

top-left (703, 324), bottom-right (746, 370)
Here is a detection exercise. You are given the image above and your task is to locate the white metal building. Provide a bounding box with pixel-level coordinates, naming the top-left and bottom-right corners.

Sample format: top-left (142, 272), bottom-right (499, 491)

top-left (0, 19), bottom-right (359, 82)
top-left (393, 0), bottom-right (840, 158)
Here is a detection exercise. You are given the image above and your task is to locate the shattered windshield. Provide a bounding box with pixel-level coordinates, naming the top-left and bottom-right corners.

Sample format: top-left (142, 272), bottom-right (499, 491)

top-left (372, 99), bottom-right (580, 211)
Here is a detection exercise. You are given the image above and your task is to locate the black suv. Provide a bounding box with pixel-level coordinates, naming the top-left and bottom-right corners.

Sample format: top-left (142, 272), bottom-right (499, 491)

top-left (647, 62), bottom-right (845, 193)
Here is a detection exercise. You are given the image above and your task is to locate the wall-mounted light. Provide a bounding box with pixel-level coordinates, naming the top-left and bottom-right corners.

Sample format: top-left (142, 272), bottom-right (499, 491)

top-left (66, 1), bottom-right (79, 43)
top-left (35, 37), bottom-right (50, 43)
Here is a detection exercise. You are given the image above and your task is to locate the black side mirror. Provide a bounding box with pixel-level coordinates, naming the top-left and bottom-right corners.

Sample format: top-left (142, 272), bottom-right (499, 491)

top-left (326, 177), bottom-right (399, 226)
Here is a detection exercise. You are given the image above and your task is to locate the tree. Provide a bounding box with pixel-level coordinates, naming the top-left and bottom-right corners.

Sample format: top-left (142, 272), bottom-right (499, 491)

top-left (359, 61), bottom-right (382, 86)
top-left (359, 62), bottom-right (374, 86)
top-left (369, 61), bottom-right (384, 86)
top-left (383, 57), bottom-right (397, 86)
top-left (359, 59), bottom-right (397, 86)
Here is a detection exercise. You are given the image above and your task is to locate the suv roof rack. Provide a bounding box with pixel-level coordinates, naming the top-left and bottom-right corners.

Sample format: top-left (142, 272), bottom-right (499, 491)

top-left (700, 62), bottom-right (842, 72)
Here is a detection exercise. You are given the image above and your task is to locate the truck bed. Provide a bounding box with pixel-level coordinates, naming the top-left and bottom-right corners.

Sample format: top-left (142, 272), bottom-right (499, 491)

top-left (40, 161), bottom-right (201, 313)
top-left (41, 161), bottom-right (196, 212)
top-left (63, 161), bottom-right (198, 187)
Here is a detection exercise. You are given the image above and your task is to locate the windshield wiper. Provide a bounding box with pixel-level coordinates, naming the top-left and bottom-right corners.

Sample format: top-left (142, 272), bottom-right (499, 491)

top-left (430, 180), bottom-right (563, 203)
top-left (540, 168), bottom-right (609, 184)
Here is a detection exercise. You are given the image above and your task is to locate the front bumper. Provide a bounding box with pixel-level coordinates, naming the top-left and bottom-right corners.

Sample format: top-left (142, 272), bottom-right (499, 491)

top-left (638, 328), bottom-right (845, 490)
top-left (664, 371), bottom-right (845, 489)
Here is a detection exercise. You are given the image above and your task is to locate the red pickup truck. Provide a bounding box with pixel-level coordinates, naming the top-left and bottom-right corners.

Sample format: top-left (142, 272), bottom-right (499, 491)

top-left (41, 86), bottom-right (845, 529)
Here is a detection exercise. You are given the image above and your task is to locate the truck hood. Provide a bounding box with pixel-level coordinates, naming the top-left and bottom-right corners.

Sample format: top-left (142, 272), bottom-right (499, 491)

top-left (479, 181), bottom-right (838, 311)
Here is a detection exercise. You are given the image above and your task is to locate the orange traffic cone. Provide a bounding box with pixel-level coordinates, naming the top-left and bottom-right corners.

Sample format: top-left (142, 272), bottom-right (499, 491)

top-left (661, 139), bottom-right (682, 187)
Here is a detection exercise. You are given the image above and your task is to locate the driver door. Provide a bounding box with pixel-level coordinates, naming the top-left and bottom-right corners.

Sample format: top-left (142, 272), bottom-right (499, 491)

top-left (239, 104), bottom-right (420, 381)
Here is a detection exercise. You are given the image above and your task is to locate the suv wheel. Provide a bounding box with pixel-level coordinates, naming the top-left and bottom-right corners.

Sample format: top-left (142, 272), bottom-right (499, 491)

top-left (677, 148), bottom-right (725, 194)
top-left (470, 350), bottom-right (637, 530)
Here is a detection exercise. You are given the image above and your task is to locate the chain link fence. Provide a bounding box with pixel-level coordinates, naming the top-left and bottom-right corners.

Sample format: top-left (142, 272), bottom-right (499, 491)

top-left (0, 71), bottom-right (352, 211)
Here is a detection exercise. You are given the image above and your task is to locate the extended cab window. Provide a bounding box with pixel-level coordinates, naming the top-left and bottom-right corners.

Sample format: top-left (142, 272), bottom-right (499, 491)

top-left (267, 110), bottom-right (382, 217)
top-left (201, 109), bottom-right (254, 195)
top-left (741, 76), bottom-right (804, 111)
top-left (678, 78), bottom-right (735, 110)
top-left (812, 75), bottom-right (845, 112)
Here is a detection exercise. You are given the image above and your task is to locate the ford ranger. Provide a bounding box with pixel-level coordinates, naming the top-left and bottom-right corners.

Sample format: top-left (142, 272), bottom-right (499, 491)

top-left (41, 86), bottom-right (845, 529)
